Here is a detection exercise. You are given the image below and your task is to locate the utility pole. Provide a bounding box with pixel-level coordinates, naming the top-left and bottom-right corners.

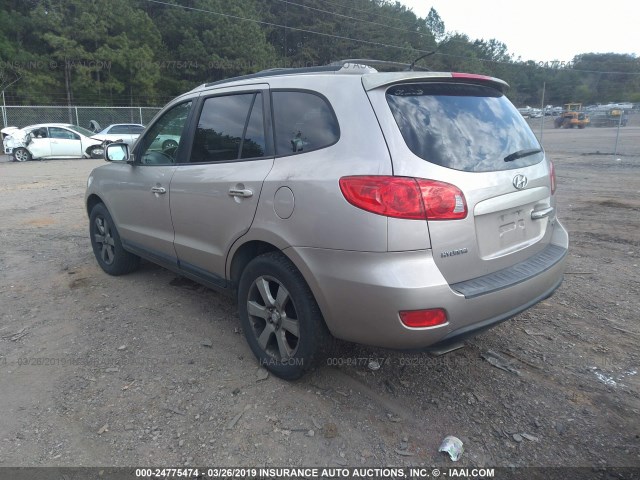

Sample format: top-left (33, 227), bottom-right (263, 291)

top-left (539, 81), bottom-right (546, 143)
top-left (1, 90), bottom-right (7, 128)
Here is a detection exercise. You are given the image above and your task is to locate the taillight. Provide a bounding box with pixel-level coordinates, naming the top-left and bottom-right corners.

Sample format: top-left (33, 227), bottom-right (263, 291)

top-left (549, 161), bottom-right (556, 195)
top-left (339, 176), bottom-right (467, 220)
top-left (417, 179), bottom-right (467, 220)
top-left (399, 309), bottom-right (448, 328)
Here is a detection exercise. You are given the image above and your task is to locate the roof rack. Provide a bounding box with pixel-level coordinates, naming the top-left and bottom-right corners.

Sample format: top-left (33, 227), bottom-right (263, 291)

top-left (200, 58), bottom-right (428, 90)
top-left (329, 59), bottom-right (431, 72)
top-left (203, 65), bottom-right (346, 88)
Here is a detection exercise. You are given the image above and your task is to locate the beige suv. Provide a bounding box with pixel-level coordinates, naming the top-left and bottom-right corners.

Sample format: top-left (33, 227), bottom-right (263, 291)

top-left (86, 62), bottom-right (568, 379)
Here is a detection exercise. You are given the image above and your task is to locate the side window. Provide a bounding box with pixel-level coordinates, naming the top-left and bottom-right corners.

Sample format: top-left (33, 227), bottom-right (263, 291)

top-left (130, 125), bottom-right (145, 134)
top-left (190, 93), bottom-right (265, 163)
top-left (272, 91), bottom-right (339, 156)
top-left (32, 127), bottom-right (47, 138)
top-left (139, 101), bottom-right (192, 165)
top-left (110, 125), bottom-right (130, 134)
top-left (49, 127), bottom-right (79, 140)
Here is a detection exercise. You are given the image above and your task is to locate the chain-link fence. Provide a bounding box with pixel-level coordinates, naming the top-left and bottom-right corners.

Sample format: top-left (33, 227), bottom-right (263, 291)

top-left (3, 104), bottom-right (638, 157)
top-left (1, 106), bottom-right (162, 131)
top-left (526, 111), bottom-right (640, 157)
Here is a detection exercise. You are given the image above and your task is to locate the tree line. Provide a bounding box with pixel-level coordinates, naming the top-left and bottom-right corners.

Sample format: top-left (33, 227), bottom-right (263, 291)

top-left (1, 0), bottom-right (638, 107)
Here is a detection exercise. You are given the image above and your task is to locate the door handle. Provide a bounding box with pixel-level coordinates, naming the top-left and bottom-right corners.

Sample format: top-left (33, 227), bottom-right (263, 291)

top-left (228, 188), bottom-right (253, 198)
top-left (151, 186), bottom-right (166, 194)
top-left (531, 207), bottom-right (554, 220)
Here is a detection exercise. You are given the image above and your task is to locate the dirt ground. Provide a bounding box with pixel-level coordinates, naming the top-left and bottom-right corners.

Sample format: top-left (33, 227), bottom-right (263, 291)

top-left (0, 125), bottom-right (639, 472)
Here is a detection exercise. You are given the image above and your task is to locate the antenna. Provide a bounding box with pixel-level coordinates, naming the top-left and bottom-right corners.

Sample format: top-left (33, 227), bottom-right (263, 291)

top-left (409, 50), bottom-right (437, 71)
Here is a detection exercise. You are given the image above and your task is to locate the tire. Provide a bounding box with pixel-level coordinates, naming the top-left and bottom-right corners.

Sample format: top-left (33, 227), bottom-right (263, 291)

top-left (89, 146), bottom-right (105, 159)
top-left (89, 203), bottom-right (140, 275)
top-left (162, 139), bottom-right (178, 151)
top-left (13, 147), bottom-right (32, 162)
top-left (237, 252), bottom-right (328, 380)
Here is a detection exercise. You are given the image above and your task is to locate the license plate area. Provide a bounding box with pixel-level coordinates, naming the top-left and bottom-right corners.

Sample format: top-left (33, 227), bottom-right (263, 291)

top-left (475, 202), bottom-right (547, 260)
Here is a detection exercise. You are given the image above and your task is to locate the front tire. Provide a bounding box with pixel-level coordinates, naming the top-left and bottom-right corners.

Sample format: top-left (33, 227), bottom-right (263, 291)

top-left (89, 146), bottom-right (105, 159)
top-left (13, 147), bottom-right (32, 162)
top-left (238, 252), bottom-right (328, 380)
top-left (162, 139), bottom-right (178, 151)
top-left (89, 203), bottom-right (140, 275)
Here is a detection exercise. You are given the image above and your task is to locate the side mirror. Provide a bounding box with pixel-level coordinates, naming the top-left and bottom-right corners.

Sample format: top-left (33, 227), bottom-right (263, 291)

top-left (105, 143), bottom-right (132, 163)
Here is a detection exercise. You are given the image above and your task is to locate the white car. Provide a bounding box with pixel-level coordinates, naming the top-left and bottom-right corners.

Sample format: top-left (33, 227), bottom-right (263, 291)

top-left (91, 123), bottom-right (145, 146)
top-left (3, 123), bottom-right (104, 162)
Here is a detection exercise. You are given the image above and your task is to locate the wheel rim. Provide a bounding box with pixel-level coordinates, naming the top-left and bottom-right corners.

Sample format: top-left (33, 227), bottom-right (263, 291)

top-left (247, 275), bottom-right (300, 360)
top-left (15, 149), bottom-right (28, 162)
top-left (94, 216), bottom-right (116, 265)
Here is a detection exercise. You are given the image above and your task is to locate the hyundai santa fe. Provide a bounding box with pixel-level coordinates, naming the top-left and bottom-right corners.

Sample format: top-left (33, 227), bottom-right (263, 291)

top-left (85, 62), bottom-right (568, 379)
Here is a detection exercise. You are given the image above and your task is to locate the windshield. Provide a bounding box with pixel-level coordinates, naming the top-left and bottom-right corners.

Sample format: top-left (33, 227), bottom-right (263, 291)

top-left (386, 82), bottom-right (543, 172)
top-left (68, 125), bottom-right (96, 137)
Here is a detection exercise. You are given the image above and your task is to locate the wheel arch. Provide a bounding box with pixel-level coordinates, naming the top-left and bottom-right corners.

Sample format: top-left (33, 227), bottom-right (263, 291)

top-left (228, 240), bottom-right (280, 293)
top-left (86, 193), bottom-right (104, 217)
top-left (228, 239), bottom-right (334, 336)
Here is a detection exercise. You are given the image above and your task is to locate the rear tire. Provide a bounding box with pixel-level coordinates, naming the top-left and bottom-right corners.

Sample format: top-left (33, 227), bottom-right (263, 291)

top-left (89, 203), bottom-right (140, 275)
top-left (13, 147), bottom-right (32, 162)
top-left (237, 252), bottom-right (328, 380)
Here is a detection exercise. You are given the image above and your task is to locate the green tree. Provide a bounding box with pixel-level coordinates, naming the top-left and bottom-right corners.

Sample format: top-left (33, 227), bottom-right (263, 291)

top-left (146, 0), bottom-right (277, 92)
top-left (425, 7), bottom-right (445, 42)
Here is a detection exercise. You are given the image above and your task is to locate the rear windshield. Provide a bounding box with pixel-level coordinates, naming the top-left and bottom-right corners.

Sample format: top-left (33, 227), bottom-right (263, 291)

top-left (386, 83), bottom-right (543, 172)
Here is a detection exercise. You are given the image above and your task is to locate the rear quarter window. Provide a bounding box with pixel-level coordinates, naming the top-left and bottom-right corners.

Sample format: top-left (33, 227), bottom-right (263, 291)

top-left (272, 91), bottom-right (339, 156)
top-left (386, 83), bottom-right (543, 172)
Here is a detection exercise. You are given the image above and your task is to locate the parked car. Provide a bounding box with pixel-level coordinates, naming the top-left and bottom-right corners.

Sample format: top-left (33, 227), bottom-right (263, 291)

top-left (3, 123), bottom-right (104, 161)
top-left (148, 134), bottom-right (181, 152)
top-left (517, 106), bottom-right (532, 117)
top-left (91, 123), bottom-right (145, 146)
top-left (528, 108), bottom-right (543, 118)
top-left (85, 62), bottom-right (568, 379)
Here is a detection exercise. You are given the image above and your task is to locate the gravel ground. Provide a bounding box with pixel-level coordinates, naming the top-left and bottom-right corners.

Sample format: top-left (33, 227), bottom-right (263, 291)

top-left (0, 125), bottom-right (639, 471)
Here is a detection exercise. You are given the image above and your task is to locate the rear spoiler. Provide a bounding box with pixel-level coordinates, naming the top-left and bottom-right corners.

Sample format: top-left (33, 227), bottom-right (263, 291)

top-left (362, 72), bottom-right (509, 93)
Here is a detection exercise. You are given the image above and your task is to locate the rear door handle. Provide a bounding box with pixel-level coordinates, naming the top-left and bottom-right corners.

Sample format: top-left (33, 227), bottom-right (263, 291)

top-left (228, 188), bottom-right (253, 198)
top-left (151, 186), bottom-right (166, 194)
top-left (531, 207), bottom-right (554, 220)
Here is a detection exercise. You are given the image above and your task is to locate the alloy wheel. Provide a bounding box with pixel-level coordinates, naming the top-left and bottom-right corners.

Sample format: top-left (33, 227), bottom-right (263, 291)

top-left (246, 275), bottom-right (300, 360)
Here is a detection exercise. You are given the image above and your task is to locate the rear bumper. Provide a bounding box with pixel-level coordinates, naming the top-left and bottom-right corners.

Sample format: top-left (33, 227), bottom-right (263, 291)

top-left (424, 274), bottom-right (563, 351)
top-left (286, 221), bottom-right (568, 349)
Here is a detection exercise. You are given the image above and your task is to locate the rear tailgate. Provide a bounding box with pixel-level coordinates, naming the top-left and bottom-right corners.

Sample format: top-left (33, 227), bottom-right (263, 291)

top-left (365, 74), bottom-right (558, 284)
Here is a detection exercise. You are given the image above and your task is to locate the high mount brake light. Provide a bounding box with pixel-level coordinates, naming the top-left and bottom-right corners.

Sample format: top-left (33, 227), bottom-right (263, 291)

top-left (339, 176), bottom-right (467, 220)
top-left (451, 72), bottom-right (493, 81)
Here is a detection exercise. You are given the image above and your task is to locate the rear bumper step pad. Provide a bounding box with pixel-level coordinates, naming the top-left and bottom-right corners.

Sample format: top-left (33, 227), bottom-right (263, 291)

top-left (451, 244), bottom-right (567, 299)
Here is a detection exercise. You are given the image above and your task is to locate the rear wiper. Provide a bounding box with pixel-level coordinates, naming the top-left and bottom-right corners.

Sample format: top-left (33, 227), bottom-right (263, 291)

top-left (504, 148), bottom-right (542, 162)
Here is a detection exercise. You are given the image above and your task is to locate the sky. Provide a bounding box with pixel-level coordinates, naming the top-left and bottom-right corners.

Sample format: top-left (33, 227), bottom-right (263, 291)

top-left (400, 0), bottom-right (640, 63)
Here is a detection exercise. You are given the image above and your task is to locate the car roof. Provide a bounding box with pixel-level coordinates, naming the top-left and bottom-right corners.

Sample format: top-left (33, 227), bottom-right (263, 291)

top-left (23, 123), bottom-right (76, 129)
top-left (105, 123), bottom-right (144, 127)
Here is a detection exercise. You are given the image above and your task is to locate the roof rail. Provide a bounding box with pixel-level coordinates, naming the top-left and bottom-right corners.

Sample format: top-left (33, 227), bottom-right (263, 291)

top-left (203, 65), bottom-right (345, 88)
top-left (329, 59), bottom-right (431, 72)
